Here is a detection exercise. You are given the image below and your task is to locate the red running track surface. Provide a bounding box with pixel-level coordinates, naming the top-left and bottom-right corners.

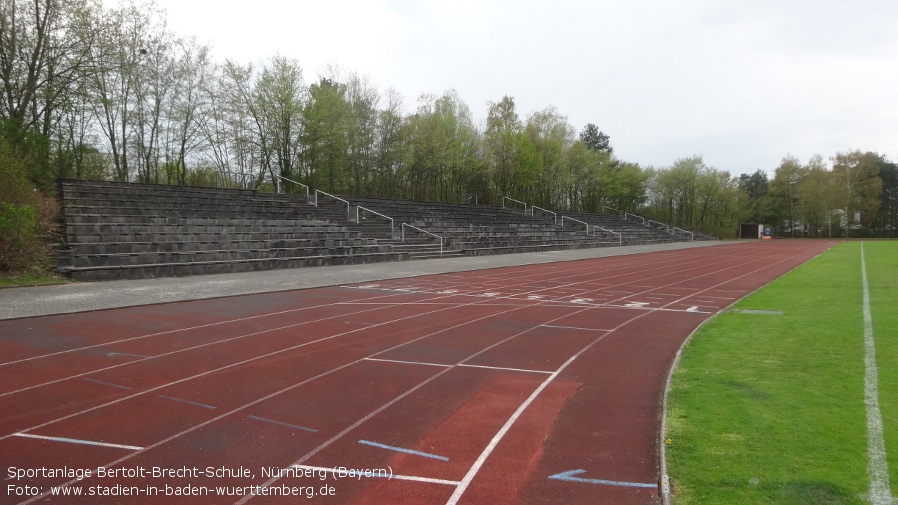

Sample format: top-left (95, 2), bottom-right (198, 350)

top-left (0, 240), bottom-right (836, 504)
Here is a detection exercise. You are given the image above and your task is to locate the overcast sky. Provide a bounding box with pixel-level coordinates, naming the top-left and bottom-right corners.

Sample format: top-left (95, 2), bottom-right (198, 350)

top-left (152, 0), bottom-right (898, 176)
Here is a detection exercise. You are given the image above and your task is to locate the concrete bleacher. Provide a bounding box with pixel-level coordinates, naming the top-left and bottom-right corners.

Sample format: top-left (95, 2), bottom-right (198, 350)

top-left (341, 197), bottom-right (620, 255)
top-left (58, 180), bottom-right (408, 281)
top-left (58, 180), bottom-right (711, 281)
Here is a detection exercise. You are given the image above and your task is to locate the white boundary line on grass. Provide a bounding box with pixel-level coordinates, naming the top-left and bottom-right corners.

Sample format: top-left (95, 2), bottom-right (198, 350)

top-left (860, 242), bottom-right (896, 505)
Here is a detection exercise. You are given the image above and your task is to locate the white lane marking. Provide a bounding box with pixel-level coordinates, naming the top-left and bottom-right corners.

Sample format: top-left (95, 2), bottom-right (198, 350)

top-left (861, 243), bottom-right (896, 505)
top-left (13, 433), bottom-right (143, 451)
top-left (457, 363), bottom-right (552, 375)
top-left (364, 357), bottom-right (450, 368)
top-left (540, 325), bottom-right (612, 332)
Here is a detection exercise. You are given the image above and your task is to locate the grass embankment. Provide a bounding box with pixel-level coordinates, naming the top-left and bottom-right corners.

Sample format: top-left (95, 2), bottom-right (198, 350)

top-left (666, 241), bottom-right (898, 504)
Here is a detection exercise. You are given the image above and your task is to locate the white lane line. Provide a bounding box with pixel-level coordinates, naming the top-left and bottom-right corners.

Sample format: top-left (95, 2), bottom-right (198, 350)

top-left (860, 243), bottom-right (896, 505)
top-left (157, 395), bottom-right (216, 410)
top-left (13, 433), bottom-right (143, 451)
top-left (364, 357), bottom-right (451, 368)
top-left (358, 439), bottom-right (450, 461)
top-left (365, 358), bottom-right (551, 375)
top-left (83, 378), bottom-right (132, 390)
top-left (246, 415), bottom-right (317, 433)
top-left (540, 325), bottom-right (612, 332)
top-left (457, 363), bottom-right (552, 375)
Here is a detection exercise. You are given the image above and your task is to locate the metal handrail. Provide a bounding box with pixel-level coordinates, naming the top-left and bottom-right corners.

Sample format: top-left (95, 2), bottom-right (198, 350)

top-left (275, 175), bottom-right (309, 198)
top-left (531, 205), bottom-right (557, 225)
top-left (502, 196), bottom-right (527, 215)
top-left (356, 206), bottom-right (394, 231)
top-left (648, 219), bottom-right (669, 231)
top-left (593, 225), bottom-right (623, 246)
top-left (560, 215), bottom-right (590, 234)
top-left (625, 213), bottom-right (645, 225)
top-left (401, 223), bottom-right (444, 255)
top-left (314, 189), bottom-right (349, 209)
top-left (602, 205), bottom-right (622, 215)
top-left (671, 227), bottom-right (694, 241)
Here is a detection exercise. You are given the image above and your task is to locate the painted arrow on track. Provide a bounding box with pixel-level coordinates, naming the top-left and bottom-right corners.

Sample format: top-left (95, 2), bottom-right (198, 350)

top-left (548, 469), bottom-right (657, 489)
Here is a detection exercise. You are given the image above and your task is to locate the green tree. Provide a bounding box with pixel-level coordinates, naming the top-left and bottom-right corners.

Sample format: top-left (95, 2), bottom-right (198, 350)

top-left (525, 106), bottom-right (575, 207)
top-left (645, 156), bottom-right (739, 234)
top-left (344, 73), bottom-right (379, 195)
top-left (256, 56), bottom-right (305, 189)
top-left (302, 77), bottom-right (350, 193)
top-left (796, 160), bottom-right (839, 237)
top-left (406, 90), bottom-right (480, 202)
top-left (579, 123), bottom-right (613, 155)
top-left (647, 156), bottom-right (704, 226)
top-left (738, 169), bottom-right (769, 224)
top-left (606, 162), bottom-right (647, 212)
top-left (831, 150), bottom-right (883, 236)
top-left (873, 160), bottom-right (897, 237)
top-left (768, 155), bottom-right (806, 236)
top-left (566, 140), bottom-right (603, 211)
top-left (483, 96), bottom-right (523, 202)
top-left (371, 88), bottom-right (409, 199)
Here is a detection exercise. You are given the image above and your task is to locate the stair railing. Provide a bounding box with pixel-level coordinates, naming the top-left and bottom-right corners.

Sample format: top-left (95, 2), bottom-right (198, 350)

top-left (592, 225), bottom-right (623, 246)
top-left (356, 206), bottom-right (394, 232)
top-left (401, 223), bottom-right (444, 255)
top-left (531, 205), bottom-right (557, 225)
top-left (501, 196), bottom-right (528, 215)
top-left (275, 175), bottom-right (309, 202)
top-left (671, 227), bottom-right (694, 241)
top-left (560, 215), bottom-right (590, 235)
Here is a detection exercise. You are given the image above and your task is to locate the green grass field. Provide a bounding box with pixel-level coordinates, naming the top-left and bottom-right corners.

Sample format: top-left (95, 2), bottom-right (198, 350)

top-left (666, 241), bottom-right (898, 504)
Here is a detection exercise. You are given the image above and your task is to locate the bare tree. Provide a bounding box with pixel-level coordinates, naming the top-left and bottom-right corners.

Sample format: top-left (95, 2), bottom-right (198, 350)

top-left (0, 0), bottom-right (99, 137)
top-left (162, 39), bottom-right (212, 185)
top-left (86, 0), bottom-right (165, 181)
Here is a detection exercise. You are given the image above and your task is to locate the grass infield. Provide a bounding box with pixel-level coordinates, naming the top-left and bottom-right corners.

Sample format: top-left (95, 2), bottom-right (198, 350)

top-left (666, 241), bottom-right (897, 504)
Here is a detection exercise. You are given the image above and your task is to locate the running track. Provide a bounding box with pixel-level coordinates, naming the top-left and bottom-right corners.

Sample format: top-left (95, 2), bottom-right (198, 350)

top-left (0, 240), bottom-right (835, 504)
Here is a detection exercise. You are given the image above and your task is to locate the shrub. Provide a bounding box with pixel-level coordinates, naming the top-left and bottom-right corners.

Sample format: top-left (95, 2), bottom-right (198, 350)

top-left (0, 133), bottom-right (58, 273)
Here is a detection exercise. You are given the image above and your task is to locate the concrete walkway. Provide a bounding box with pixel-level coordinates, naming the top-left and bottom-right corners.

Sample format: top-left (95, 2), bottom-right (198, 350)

top-left (0, 241), bottom-right (734, 320)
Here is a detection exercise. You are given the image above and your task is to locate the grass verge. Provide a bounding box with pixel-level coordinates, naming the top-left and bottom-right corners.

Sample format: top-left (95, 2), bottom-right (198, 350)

top-left (0, 272), bottom-right (70, 288)
top-left (666, 241), bottom-right (897, 504)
